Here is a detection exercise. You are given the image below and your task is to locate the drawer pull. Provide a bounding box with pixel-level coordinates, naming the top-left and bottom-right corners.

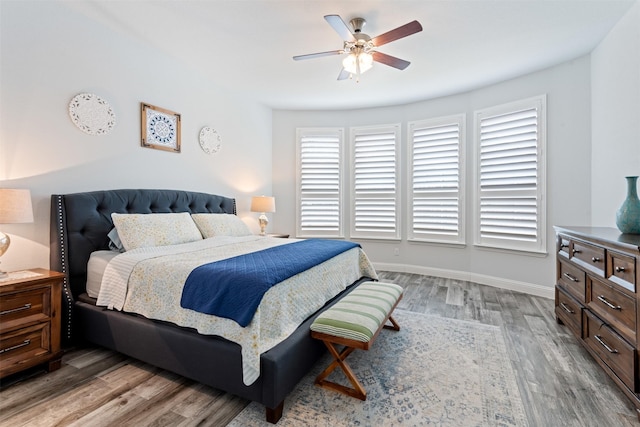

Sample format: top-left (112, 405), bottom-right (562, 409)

top-left (572, 249), bottom-right (581, 254)
top-left (591, 257), bottom-right (601, 263)
top-left (615, 266), bottom-right (626, 273)
top-left (560, 243), bottom-right (568, 249)
top-left (0, 339), bottom-right (31, 354)
top-left (560, 303), bottom-right (575, 314)
top-left (0, 303), bottom-right (32, 316)
top-left (597, 295), bottom-right (621, 311)
top-left (594, 335), bottom-right (618, 354)
top-left (563, 273), bottom-right (579, 282)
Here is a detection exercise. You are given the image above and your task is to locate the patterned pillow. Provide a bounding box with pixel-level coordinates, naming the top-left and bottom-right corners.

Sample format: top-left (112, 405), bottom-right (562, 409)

top-left (111, 212), bottom-right (203, 251)
top-left (191, 213), bottom-right (252, 238)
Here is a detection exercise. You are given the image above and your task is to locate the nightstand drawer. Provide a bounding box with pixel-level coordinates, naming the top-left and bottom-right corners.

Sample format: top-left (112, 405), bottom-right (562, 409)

top-left (558, 259), bottom-right (586, 302)
top-left (0, 323), bottom-right (51, 366)
top-left (584, 310), bottom-right (636, 392)
top-left (0, 287), bottom-right (51, 333)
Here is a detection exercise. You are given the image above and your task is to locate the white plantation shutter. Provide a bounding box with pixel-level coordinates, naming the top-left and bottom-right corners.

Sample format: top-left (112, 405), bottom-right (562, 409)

top-left (296, 128), bottom-right (344, 237)
top-left (350, 125), bottom-right (400, 239)
top-left (409, 115), bottom-right (464, 243)
top-left (474, 95), bottom-right (546, 253)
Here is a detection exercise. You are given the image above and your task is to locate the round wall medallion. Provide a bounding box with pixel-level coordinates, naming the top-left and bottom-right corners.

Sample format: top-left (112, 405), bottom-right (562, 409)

top-left (199, 126), bottom-right (221, 154)
top-left (68, 93), bottom-right (116, 135)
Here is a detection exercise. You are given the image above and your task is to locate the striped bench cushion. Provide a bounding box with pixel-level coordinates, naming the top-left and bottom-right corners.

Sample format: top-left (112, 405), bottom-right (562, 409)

top-left (310, 281), bottom-right (403, 343)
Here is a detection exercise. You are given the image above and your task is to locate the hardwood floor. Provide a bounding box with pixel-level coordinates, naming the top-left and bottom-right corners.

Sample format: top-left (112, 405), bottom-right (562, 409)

top-left (0, 272), bottom-right (637, 426)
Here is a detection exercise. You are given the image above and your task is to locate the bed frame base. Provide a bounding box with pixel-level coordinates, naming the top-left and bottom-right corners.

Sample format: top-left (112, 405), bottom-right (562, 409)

top-left (266, 402), bottom-right (284, 424)
top-left (50, 189), bottom-right (372, 423)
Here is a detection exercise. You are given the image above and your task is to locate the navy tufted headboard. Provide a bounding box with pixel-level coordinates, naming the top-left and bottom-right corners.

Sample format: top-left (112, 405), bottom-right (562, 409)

top-left (50, 189), bottom-right (236, 343)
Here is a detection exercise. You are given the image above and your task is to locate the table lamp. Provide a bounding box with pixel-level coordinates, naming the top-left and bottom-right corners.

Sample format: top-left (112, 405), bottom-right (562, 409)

top-left (0, 189), bottom-right (34, 277)
top-left (250, 196), bottom-right (276, 236)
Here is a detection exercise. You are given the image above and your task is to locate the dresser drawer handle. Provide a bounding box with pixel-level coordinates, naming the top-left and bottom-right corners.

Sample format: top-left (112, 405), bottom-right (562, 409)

top-left (563, 273), bottom-right (579, 282)
top-left (594, 335), bottom-right (618, 354)
top-left (591, 257), bottom-right (601, 263)
top-left (615, 266), bottom-right (626, 273)
top-left (597, 295), bottom-right (621, 311)
top-left (0, 303), bottom-right (32, 316)
top-left (560, 303), bottom-right (575, 314)
top-left (0, 339), bottom-right (31, 354)
top-left (572, 249), bottom-right (581, 254)
top-left (560, 243), bottom-right (568, 249)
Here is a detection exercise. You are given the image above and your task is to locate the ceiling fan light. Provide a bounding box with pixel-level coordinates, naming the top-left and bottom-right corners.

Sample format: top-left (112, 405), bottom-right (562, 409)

top-left (342, 53), bottom-right (357, 74)
top-left (359, 52), bottom-right (373, 73)
top-left (342, 52), bottom-right (373, 75)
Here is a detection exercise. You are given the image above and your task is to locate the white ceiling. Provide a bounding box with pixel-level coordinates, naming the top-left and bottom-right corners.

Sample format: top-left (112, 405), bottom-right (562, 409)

top-left (65, 0), bottom-right (635, 110)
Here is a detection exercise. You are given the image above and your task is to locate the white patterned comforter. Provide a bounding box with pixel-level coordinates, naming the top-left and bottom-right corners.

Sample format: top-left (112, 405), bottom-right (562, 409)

top-left (96, 235), bottom-right (377, 385)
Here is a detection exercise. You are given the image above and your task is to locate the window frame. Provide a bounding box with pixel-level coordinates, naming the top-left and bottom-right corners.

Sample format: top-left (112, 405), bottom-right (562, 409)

top-left (407, 114), bottom-right (466, 245)
top-left (295, 127), bottom-right (345, 238)
top-left (472, 95), bottom-right (547, 254)
top-left (349, 123), bottom-right (401, 240)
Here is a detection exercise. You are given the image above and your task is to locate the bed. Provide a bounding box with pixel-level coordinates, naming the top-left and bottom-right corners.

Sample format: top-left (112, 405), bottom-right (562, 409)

top-left (49, 189), bottom-right (376, 423)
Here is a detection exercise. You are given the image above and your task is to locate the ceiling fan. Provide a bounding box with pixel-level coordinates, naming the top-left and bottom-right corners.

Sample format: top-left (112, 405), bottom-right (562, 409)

top-left (293, 15), bottom-right (423, 82)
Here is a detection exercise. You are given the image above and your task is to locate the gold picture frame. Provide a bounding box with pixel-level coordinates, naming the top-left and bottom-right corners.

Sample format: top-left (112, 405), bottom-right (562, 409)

top-left (141, 103), bottom-right (181, 153)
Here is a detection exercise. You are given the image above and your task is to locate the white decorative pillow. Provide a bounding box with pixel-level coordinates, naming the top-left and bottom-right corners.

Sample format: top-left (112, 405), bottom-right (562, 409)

top-left (191, 213), bottom-right (252, 238)
top-left (111, 212), bottom-right (203, 251)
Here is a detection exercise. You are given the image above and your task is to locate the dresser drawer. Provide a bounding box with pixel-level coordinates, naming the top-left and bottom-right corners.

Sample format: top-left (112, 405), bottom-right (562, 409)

top-left (558, 235), bottom-right (570, 258)
top-left (588, 276), bottom-right (636, 344)
top-left (0, 323), bottom-right (51, 369)
top-left (0, 287), bottom-right (51, 333)
top-left (555, 286), bottom-right (582, 337)
top-left (607, 251), bottom-right (636, 292)
top-left (558, 259), bottom-right (586, 302)
top-left (584, 310), bottom-right (636, 392)
top-left (571, 240), bottom-right (605, 277)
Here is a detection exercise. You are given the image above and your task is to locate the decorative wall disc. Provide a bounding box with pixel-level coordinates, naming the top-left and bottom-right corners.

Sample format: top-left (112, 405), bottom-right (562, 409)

top-left (68, 93), bottom-right (116, 135)
top-left (199, 126), bottom-right (221, 154)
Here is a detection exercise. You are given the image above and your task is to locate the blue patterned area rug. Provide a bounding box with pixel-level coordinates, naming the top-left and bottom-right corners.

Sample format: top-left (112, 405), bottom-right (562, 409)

top-left (228, 309), bottom-right (529, 426)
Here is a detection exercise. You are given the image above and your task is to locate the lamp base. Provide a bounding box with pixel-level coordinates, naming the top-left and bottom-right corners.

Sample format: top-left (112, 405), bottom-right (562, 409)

top-left (258, 213), bottom-right (269, 236)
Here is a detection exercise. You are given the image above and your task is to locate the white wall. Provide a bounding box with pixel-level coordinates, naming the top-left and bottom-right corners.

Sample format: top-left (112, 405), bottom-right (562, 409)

top-left (591, 0), bottom-right (640, 226)
top-left (273, 57), bottom-right (593, 297)
top-left (0, 2), bottom-right (273, 272)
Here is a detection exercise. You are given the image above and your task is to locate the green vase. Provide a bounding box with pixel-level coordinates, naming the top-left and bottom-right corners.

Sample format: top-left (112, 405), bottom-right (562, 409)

top-left (616, 176), bottom-right (640, 234)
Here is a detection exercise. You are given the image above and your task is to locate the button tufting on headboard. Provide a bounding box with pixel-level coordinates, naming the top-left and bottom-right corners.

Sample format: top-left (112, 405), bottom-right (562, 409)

top-left (50, 189), bottom-right (236, 345)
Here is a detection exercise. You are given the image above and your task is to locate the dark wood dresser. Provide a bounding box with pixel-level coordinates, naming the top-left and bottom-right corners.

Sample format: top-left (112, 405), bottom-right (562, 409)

top-left (554, 226), bottom-right (640, 418)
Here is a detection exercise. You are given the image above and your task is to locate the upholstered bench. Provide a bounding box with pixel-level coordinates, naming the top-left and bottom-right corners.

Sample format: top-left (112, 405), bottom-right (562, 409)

top-left (310, 281), bottom-right (403, 400)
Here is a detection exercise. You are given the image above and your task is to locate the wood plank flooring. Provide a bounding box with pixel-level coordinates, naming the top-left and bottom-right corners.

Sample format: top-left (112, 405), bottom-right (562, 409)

top-left (1, 272), bottom-right (637, 426)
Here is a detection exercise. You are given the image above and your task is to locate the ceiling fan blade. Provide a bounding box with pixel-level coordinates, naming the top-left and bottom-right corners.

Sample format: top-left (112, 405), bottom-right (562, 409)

top-left (372, 51), bottom-right (411, 70)
top-left (337, 68), bottom-right (351, 80)
top-left (324, 15), bottom-right (356, 42)
top-left (371, 20), bottom-right (422, 47)
top-left (293, 50), bottom-right (343, 61)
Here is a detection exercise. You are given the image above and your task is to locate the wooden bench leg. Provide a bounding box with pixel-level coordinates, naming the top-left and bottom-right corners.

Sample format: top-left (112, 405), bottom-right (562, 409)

top-left (315, 341), bottom-right (367, 400)
top-left (384, 315), bottom-right (400, 331)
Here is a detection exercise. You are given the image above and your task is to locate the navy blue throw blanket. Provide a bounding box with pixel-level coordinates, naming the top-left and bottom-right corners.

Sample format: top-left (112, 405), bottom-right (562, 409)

top-left (180, 239), bottom-right (360, 327)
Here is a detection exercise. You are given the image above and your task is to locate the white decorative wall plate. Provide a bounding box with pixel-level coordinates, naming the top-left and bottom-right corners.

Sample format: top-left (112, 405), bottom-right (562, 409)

top-left (68, 93), bottom-right (116, 135)
top-left (199, 126), bottom-right (221, 154)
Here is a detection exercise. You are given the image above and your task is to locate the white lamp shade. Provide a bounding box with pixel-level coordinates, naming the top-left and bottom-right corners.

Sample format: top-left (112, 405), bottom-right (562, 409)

top-left (0, 189), bottom-right (34, 223)
top-left (250, 196), bottom-right (276, 213)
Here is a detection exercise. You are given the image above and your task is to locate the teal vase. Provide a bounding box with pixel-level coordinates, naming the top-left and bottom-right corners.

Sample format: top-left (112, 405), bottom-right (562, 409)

top-left (616, 176), bottom-right (640, 234)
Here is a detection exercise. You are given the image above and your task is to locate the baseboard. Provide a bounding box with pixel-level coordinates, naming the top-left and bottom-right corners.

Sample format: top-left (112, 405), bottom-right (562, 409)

top-left (373, 262), bottom-right (555, 300)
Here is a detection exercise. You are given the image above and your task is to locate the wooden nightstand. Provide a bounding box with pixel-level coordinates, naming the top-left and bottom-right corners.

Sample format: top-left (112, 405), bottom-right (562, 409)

top-left (0, 268), bottom-right (65, 379)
